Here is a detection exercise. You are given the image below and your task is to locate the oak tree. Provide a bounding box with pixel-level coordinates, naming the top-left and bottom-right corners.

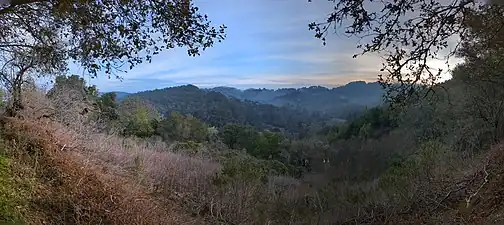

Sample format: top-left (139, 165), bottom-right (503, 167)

top-left (309, 0), bottom-right (502, 104)
top-left (0, 0), bottom-right (226, 115)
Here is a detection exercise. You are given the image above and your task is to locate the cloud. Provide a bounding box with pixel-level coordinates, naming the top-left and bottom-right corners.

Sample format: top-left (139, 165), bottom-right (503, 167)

top-left (58, 0), bottom-right (460, 93)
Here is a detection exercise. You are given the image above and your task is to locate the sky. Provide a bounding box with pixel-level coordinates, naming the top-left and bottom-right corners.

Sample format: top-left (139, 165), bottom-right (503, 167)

top-left (60, 0), bottom-right (463, 93)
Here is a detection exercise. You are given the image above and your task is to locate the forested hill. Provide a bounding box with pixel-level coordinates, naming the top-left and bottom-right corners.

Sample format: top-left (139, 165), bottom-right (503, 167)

top-left (128, 84), bottom-right (328, 134)
top-left (207, 81), bottom-right (384, 115)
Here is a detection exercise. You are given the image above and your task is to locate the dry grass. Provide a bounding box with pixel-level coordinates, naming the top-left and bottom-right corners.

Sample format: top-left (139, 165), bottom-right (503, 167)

top-left (9, 88), bottom-right (364, 224)
top-left (0, 88), bottom-right (214, 224)
top-left (18, 87), bottom-right (504, 225)
top-left (1, 117), bottom-right (205, 225)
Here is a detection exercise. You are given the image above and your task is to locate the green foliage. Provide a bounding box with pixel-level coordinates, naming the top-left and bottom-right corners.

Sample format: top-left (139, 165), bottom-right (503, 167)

top-left (97, 92), bottom-right (119, 122)
top-left (377, 140), bottom-right (447, 205)
top-left (327, 106), bottom-right (397, 142)
top-left (0, 0), bottom-right (225, 116)
top-left (220, 124), bottom-right (257, 150)
top-left (131, 85), bottom-right (326, 134)
top-left (214, 152), bottom-right (289, 185)
top-left (118, 97), bottom-right (160, 138)
top-left (0, 155), bottom-right (30, 224)
top-left (1, 0), bottom-right (226, 76)
top-left (209, 82), bottom-right (384, 117)
top-left (219, 124), bottom-right (284, 161)
top-left (156, 112), bottom-right (208, 142)
top-left (254, 131), bottom-right (283, 160)
top-left (0, 89), bottom-right (5, 110)
top-left (124, 107), bottom-right (157, 138)
top-left (118, 97), bottom-right (160, 120)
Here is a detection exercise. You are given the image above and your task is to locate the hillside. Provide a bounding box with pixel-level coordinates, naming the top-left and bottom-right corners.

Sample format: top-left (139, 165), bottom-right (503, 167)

top-left (207, 81), bottom-right (384, 116)
top-left (99, 91), bottom-right (131, 102)
top-left (128, 84), bottom-right (329, 134)
top-left (3, 0), bottom-right (504, 224)
top-left (105, 81), bottom-right (385, 133)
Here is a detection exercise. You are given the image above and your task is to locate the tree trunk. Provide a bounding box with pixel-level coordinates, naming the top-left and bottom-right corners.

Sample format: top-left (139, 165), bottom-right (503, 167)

top-left (6, 83), bottom-right (23, 117)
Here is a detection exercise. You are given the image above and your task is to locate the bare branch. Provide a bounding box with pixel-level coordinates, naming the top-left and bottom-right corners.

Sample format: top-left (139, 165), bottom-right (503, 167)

top-left (465, 160), bottom-right (490, 208)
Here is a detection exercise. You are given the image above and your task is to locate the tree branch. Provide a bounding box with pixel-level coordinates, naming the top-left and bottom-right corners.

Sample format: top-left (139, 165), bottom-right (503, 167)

top-left (0, 0), bottom-right (48, 14)
top-left (465, 160), bottom-right (490, 208)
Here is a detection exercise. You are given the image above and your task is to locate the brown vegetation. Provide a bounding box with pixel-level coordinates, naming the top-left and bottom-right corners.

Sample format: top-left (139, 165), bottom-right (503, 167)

top-left (4, 87), bottom-right (504, 225)
top-left (0, 106), bottom-right (204, 224)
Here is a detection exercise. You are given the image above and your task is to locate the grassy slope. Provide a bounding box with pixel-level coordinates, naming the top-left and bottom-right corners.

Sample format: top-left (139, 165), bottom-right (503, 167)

top-left (0, 117), bottom-right (204, 225)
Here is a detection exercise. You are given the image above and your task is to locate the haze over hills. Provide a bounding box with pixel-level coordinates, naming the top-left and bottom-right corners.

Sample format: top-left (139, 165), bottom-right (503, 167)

top-left (109, 80), bottom-right (384, 114)
top-left (106, 81), bottom-right (385, 134)
top-left (207, 81), bottom-right (384, 115)
top-left (128, 84), bottom-right (326, 135)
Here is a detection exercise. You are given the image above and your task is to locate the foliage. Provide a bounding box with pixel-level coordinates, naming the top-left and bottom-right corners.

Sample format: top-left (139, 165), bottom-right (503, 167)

top-left (307, 0), bottom-right (493, 104)
top-left (219, 124), bottom-right (284, 161)
top-left (0, 0), bottom-right (225, 114)
top-left (118, 96), bottom-right (160, 137)
top-left (156, 112), bottom-right (208, 142)
top-left (209, 81), bottom-right (384, 117)
top-left (214, 152), bottom-right (289, 185)
top-left (96, 92), bottom-right (119, 122)
top-left (0, 0), bottom-right (226, 76)
top-left (0, 155), bottom-right (19, 223)
top-left (131, 85), bottom-right (327, 134)
top-left (47, 75), bottom-right (98, 101)
top-left (124, 106), bottom-right (157, 138)
top-left (0, 89), bottom-right (5, 111)
top-left (46, 74), bottom-right (99, 128)
top-left (326, 106), bottom-right (397, 142)
top-left (378, 140), bottom-right (445, 195)
top-left (0, 154), bottom-right (30, 224)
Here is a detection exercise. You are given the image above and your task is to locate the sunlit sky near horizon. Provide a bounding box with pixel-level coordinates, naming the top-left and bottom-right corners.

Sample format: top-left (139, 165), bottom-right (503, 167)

top-left (52, 0), bottom-right (463, 93)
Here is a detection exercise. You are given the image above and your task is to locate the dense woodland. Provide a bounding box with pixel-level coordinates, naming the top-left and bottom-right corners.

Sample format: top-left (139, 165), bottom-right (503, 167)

top-left (1, 0), bottom-right (504, 225)
top-left (110, 82), bottom-right (384, 136)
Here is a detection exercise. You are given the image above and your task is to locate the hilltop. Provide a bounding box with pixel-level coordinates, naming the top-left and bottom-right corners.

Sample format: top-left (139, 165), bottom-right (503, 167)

top-left (208, 81), bottom-right (384, 115)
top-left (104, 81), bottom-right (384, 134)
top-left (108, 81), bottom-right (384, 117)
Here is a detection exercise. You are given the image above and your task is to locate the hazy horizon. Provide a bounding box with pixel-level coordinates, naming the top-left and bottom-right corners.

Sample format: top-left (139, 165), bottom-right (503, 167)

top-left (102, 80), bottom-right (380, 94)
top-left (52, 0), bottom-right (461, 93)
top-left (61, 0), bottom-right (386, 93)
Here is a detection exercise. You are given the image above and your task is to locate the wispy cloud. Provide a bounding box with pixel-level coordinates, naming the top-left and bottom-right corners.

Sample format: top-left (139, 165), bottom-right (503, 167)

top-left (53, 0), bottom-right (459, 93)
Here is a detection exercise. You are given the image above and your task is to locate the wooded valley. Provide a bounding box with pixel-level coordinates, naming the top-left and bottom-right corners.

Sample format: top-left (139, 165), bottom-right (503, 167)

top-left (1, 0), bottom-right (504, 224)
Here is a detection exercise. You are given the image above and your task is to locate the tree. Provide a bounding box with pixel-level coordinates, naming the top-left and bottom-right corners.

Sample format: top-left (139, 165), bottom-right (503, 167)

top-left (308, 0), bottom-right (501, 104)
top-left (124, 106), bottom-right (156, 138)
top-left (0, 0), bottom-right (226, 115)
top-left (97, 92), bottom-right (120, 125)
top-left (155, 111), bottom-right (208, 142)
top-left (254, 131), bottom-right (283, 160)
top-left (46, 75), bottom-right (98, 127)
top-left (118, 96), bottom-right (160, 121)
top-left (118, 96), bottom-right (160, 137)
top-left (220, 124), bottom-right (259, 151)
top-left (448, 6), bottom-right (504, 143)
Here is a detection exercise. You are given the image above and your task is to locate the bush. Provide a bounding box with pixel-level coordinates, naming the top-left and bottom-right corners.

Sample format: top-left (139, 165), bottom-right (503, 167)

top-left (214, 152), bottom-right (289, 186)
top-left (0, 152), bottom-right (32, 224)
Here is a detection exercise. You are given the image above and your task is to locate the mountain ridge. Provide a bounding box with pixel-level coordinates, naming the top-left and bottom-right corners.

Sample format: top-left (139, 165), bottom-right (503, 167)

top-left (106, 81), bottom-right (385, 115)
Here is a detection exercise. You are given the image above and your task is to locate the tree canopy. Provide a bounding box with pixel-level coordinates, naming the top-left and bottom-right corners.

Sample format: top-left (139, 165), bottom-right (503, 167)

top-left (309, 0), bottom-right (502, 104)
top-left (0, 0), bottom-right (226, 114)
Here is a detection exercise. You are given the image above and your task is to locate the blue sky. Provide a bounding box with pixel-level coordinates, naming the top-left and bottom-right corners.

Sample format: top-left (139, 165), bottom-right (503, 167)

top-left (59, 0), bottom-right (459, 93)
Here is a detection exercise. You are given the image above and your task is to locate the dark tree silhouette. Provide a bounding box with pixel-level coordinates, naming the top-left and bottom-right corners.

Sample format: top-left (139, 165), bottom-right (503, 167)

top-left (308, 0), bottom-right (502, 104)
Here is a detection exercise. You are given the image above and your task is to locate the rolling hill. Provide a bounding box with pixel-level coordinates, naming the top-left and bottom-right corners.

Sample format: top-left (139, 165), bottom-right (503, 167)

top-left (207, 81), bottom-right (384, 116)
top-left (127, 85), bottom-right (327, 134)
top-left (107, 81), bottom-right (385, 134)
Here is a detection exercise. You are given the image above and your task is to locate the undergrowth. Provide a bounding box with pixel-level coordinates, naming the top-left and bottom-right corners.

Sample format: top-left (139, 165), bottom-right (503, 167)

top-left (0, 141), bottom-right (33, 224)
top-left (0, 117), bottom-right (203, 225)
